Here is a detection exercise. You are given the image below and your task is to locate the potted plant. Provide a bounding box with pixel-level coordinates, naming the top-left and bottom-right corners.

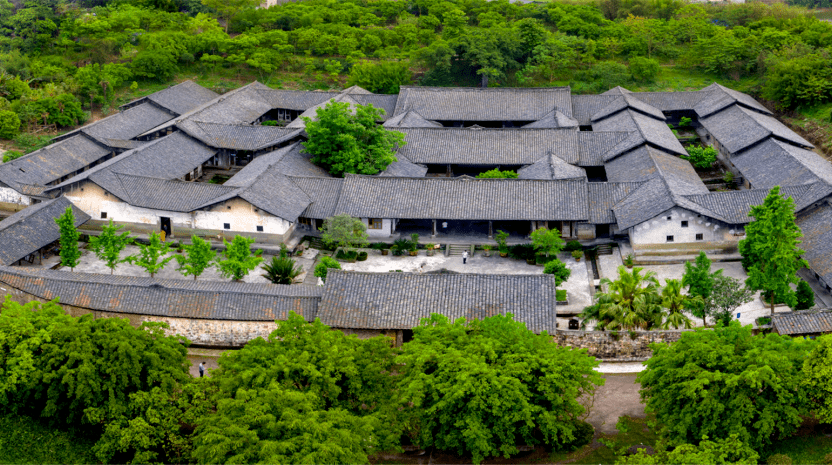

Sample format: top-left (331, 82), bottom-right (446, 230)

top-left (482, 245), bottom-right (492, 257)
top-left (624, 253), bottom-right (635, 269)
top-left (495, 230), bottom-right (509, 257)
top-left (381, 248), bottom-right (389, 256)
top-left (572, 250), bottom-right (583, 262)
top-left (409, 233), bottom-right (419, 256)
top-left (426, 243), bottom-right (435, 256)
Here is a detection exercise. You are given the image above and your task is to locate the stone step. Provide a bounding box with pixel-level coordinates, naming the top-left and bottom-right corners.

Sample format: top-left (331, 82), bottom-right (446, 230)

top-left (446, 244), bottom-right (473, 256)
top-left (596, 244), bottom-right (613, 256)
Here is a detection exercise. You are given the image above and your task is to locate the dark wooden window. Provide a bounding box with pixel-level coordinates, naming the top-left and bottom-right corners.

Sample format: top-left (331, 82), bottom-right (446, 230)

top-left (666, 235), bottom-right (674, 242)
top-left (681, 221), bottom-right (688, 228)
top-left (256, 225), bottom-right (264, 232)
top-left (368, 218), bottom-right (383, 229)
top-left (223, 223), bottom-right (230, 230)
top-left (696, 233), bottom-right (703, 241)
top-left (100, 212), bottom-right (107, 219)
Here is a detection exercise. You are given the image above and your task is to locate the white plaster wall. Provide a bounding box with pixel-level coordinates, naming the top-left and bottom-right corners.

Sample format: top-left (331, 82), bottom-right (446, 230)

top-left (195, 198), bottom-right (292, 235)
top-left (630, 208), bottom-right (741, 246)
top-left (0, 186), bottom-right (30, 206)
top-left (362, 217), bottom-right (393, 238)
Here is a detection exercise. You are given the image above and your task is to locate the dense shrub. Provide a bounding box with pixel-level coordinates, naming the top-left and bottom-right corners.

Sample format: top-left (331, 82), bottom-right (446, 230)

top-left (682, 145), bottom-right (718, 169)
top-left (0, 110), bottom-right (20, 139)
top-left (346, 60), bottom-right (412, 94)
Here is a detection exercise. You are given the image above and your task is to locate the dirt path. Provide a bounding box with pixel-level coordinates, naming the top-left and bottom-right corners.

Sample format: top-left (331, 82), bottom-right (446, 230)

top-left (585, 374), bottom-right (645, 434)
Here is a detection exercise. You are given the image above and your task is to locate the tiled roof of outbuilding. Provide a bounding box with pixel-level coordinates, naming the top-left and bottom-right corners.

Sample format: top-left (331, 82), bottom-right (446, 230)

top-left (0, 266), bottom-right (323, 321)
top-left (59, 103), bottom-right (174, 146)
top-left (700, 105), bottom-right (813, 154)
top-left (335, 175), bottom-right (589, 221)
top-left (626, 91), bottom-right (707, 112)
top-left (593, 109), bottom-right (687, 157)
top-left (517, 155), bottom-right (586, 181)
top-left (111, 174), bottom-right (237, 212)
top-left (0, 197), bottom-right (90, 265)
top-left (772, 309), bottom-right (832, 336)
top-left (317, 271), bottom-right (559, 333)
top-left (0, 135), bottom-right (110, 192)
top-left (350, 94), bottom-right (398, 117)
top-left (575, 132), bottom-right (631, 166)
top-left (591, 94), bottom-right (666, 122)
top-left (694, 83), bottom-right (772, 118)
top-left (612, 177), bottom-right (676, 230)
top-left (396, 127), bottom-right (579, 165)
top-left (235, 170), bottom-right (311, 222)
top-left (378, 155), bottom-right (428, 178)
top-left (177, 120), bottom-right (303, 151)
top-left (383, 110), bottom-right (442, 128)
top-left (587, 182), bottom-right (644, 224)
top-left (731, 139), bottom-right (832, 189)
top-left (394, 86), bottom-right (573, 121)
top-left (571, 94), bottom-right (619, 125)
top-left (126, 80), bottom-right (220, 115)
top-left (605, 145), bottom-right (706, 196)
top-left (680, 184), bottom-right (828, 225)
top-left (291, 176), bottom-right (344, 219)
top-left (255, 89), bottom-right (340, 110)
top-left (797, 204), bottom-right (832, 293)
top-left (521, 109), bottom-right (579, 129)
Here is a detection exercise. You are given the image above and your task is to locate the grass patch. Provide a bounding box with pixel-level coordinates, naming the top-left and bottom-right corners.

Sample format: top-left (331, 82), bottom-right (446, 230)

top-left (554, 416), bottom-right (659, 465)
top-left (0, 413), bottom-right (98, 464)
top-left (557, 289), bottom-right (567, 301)
top-left (764, 433), bottom-right (832, 464)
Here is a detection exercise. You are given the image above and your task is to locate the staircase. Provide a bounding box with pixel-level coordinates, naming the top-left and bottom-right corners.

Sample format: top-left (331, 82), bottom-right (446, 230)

top-left (596, 244), bottom-right (613, 256)
top-left (446, 244), bottom-right (474, 256)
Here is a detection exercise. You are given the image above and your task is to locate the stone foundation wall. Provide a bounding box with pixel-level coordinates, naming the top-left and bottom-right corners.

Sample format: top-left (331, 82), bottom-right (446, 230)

top-left (553, 329), bottom-right (690, 361)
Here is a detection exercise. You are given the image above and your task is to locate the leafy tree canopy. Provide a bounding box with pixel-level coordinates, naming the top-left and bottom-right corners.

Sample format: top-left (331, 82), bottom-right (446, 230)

top-left (216, 235), bottom-right (263, 281)
top-left (175, 235), bottom-right (216, 280)
top-left (302, 100), bottom-right (404, 177)
top-left (55, 206), bottom-right (81, 271)
top-left (530, 226), bottom-right (564, 257)
top-left (617, 434), bottom-right (759, 465)
top-left (320, 214), bottom-right (369, 251)
top-left (637, 321), bottom-right (816, 451)
top-left (128, 232), bottom-right (175, 277)
top-left (397, 313), bottom-right (603, 464)
top-left (88, 219), bottom-right (132, 274)
top-left (802, 334), bottom-right (832, 424)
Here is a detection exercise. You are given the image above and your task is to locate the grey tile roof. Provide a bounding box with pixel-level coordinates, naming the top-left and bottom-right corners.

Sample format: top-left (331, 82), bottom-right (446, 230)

top-left (111, 174), bottom-right (237, 212)
top-left (394, 86), bottom-right (573, 121)
top-left (396, 127), bottom-right (580, 165)
top-left (378, 155), bottom-right (428, 178)
top-left (255, 89), bottom-right (340, 111)
top-left (0, 266), bottom-right (322, 321)
top-left (732, 139), bottom-right (832, 189)
top-left (177, 120), bottom-right (303, 151)
top-left (650, 147), bottom-right (709, 196)
top-left (383, 110), bottom-right (443, 128)
top-left (517, 156), bottom-right (553, 180)
top-left (0, 197), bottom-right (90, 265)
top-left (576, 132), bottom-right (631, 166)
top-left (605, 145), bottom-right (659, 183)
top-left (797, 204), bottom-right (832, 293)
top-left (235, 169), bottom-right (312, 222)
top-left (334, 175), bottom-right (589, 221)
top-left (138, 80), bottom-right (220, 115)
top-left (350, 94), bottom-right (398, 118)
top-left (275, 143), bottom-right (332, 177)
top-left (612, 177), bottom-right (676, 230)
top-left (521, 109), bottom-right (579, 129)
top-left (591, 94), bottom-right (666, 122)
top-left (694, 83), bottom-right (772, 118)
top-left (551, 156), bottom-right (587, 180)
top-left (317, 271), bottom-right (559, 333)
top-left (0, 135), bottom-right (110, 192)
top-left (592, 109), bottom-right (687, 156)
top-left (681, 185), bottom-right (824, 225)
top-left (225, 143), bottom-right (330, 190)
top-left (587, 182), bottom-right (645, 224)
top-left (627, 91), bottom-right (708, 112)
top-left (772, 309), bottom-right (832, 336)
top-left (571, 95), bottom-right (619, 125)
top-left (291, 176), bottom-right (344, 219)
top-left (286, 93), bottom-right (362, 129)
top-left (602, 86), bottom-right (633, 95)
top-left (700, 105), bottom-right (813, 154)
top-left (59, 103), bottom-right (175, 147)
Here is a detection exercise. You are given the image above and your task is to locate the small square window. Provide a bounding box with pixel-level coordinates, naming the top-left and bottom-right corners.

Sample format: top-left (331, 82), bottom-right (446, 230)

top-left (100, 212), bottom-right (107, 219)
top-left (666, 235), bottom-right (674, 242)
top-left (256, 225), bottom-right (264, 232)
top-left (681, 221), bottom-right (688, 228)
top-left (696, 233), bottom-right (703, 241)
top-left (666, 216), bottom-right (672, 221)
top-left (223, 223), bottom-right (230, 230)
top-left (368, 218), bottom-right (383, 230)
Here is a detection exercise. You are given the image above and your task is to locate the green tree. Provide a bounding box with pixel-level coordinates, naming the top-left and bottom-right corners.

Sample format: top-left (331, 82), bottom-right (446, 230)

top-left (707, 274), bottom-right (755, 326)
top-left (0, 297), bottom-right (190, 429)
top-left (476, 168), bottom-right (518, 178)
top-left (530, 227), bottom-right (564, 258)
top-left (0, 110), bottom-right (20, 139)
top-left (54, 206), bottom-right (81, 271)
top-left (314, 256), bottom-right (341, 283)
top-left (320, 214), bottom-right (369, 252)
top-left (398, 313), bottom-right (602, 464)
top-left (128, 232), bottom-right (175, 278)
top-left (544, 259), bottom-right (571, 286)
top-left (216, 235), bottom-right (263, 281)
top-left (617, 434), bottom-right (759, 464)
top-left (682, 252), bottom-right (722, 326)
top-left (794, 279), bottom-right (815, 310)
top-left (579, 266), bottom-right (663, 330)
top-left (629, 56), bottom-right (660, 82)
top-left (261, 255), bottom-right (302, 284)
top-left (682, 145), bottom-right (718, 169)
top-left (740, 186), bottom-right (808, 315)
top-left (2, 150), bottom-right (23, 163)
top-left (201, 0), bottom-right (259, 32)
top-left (659, 279), bottom-right (696, 329)
top-left (88, 220), bottom-right (132, 274)
top-left (802, 334), bottom-right (832, 424)
top-left (302, 100), bottom-right (405, 177)
top-left (191, 313), bottom-right (398, 463)
top-left (175, 236), bottom-right (216, 281)
top-left (346, 61), bottom-right (412, 94)
top-left (637, 321), bottom-right (815, 451)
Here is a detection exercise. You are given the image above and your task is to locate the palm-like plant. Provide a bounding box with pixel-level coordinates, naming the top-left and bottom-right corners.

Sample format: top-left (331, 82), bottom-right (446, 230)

top-left (579, 266), bottom-right (662, 330)
top-left (262, 256), bottom-right (303, 284)
top-left (659, 279), bottom-right (696, 330)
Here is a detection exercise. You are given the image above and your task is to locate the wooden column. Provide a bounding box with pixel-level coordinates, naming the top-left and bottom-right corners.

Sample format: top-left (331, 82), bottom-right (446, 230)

top-left (446, 164), bottom-right (452, 177)
top-left (488, 221), bottom-right (493, 239)
top-left (432, 219), bottom-right (437, 237)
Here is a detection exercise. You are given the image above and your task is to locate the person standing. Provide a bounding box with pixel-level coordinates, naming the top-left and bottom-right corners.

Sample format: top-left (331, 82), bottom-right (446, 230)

top-left (462, 250), bottom-right (468, 265)
top-left (198, 362), bottom-right (205, 378)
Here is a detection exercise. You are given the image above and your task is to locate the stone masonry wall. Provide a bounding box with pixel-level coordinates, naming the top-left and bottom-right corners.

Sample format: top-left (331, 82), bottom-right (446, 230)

top-left (554, 329), bottom-right (690, 361)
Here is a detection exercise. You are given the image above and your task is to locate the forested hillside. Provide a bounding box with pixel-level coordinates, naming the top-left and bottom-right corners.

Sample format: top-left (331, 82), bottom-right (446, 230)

top-left (1, 0), bottom-right (831, 155)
